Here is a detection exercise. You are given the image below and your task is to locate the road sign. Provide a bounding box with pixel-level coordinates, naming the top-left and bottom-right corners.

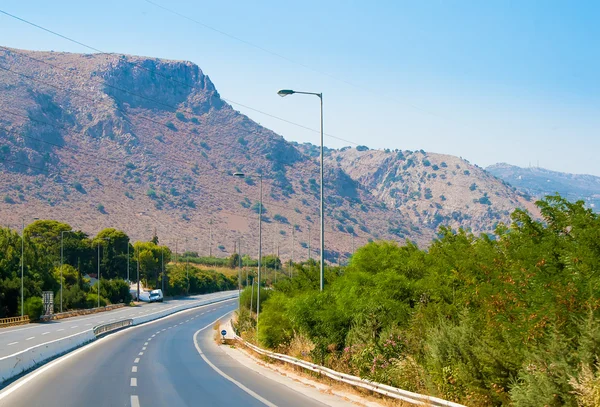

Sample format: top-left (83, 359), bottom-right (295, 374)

top-left (42, 291), bottom-right (54, 316)
top-left (221, 330), bottom-right (227, 336)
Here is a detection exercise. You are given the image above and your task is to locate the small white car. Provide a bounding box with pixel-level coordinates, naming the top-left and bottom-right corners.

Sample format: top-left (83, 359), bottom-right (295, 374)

top-left (149, 289), bottom-right (164, 303)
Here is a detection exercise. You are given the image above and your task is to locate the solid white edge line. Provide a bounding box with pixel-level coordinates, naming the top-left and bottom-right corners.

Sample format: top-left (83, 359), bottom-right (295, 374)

top-left (0, 297), bottom-right (238, 401)
top-left (131, 394), bottom-right (140, 407)
top-left (193, 314), bottom-right (278, 407)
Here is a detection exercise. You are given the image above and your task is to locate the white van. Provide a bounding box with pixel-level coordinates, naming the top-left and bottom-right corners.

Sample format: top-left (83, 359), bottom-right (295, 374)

top-left (149, 289), bottom-right (164, 303)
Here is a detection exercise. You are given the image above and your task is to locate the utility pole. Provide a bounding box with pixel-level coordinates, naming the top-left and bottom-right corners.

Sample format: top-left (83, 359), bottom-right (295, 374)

top-left (175, 239), bottom-right (178, 264)
top-left (136, 245), bottom-right (140, 302)
top-left (291, 227), bottom-right (295, 277)
top-left (308, 226), bottom-right (311, 261)
top-left (161, 246), bottom-right (165, 293)
top-left (185, 238), bottom-right (189, 295)
top-left (209, 220), bottom-right (212, 258)
top-left (127, 240), bottom-right (130, 283)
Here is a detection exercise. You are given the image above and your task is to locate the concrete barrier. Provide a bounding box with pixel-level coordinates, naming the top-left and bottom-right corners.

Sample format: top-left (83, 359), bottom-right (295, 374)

top-left (0, 329), bottom-right (95, 384)
top-left (0, 291), bottom-right (238, 385)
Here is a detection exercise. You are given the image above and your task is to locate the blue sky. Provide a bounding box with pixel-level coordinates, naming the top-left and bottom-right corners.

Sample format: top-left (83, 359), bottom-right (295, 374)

top-left (1, 0), bottom-right (598, 175)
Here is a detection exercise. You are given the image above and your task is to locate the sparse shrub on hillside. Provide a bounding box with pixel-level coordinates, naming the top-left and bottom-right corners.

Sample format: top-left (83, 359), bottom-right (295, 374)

top-left (470, 183), bottom-right (477, 191)
top-left (441, 161), bottom-right (448, 167)
top-left (218, 245), bottom-right (225, 251)
top-left (165, 121), bottom-right (177, 131)
top-left (3, 195), bottom-right (14, 204)
top-left (279, 230), bottom-right (286, 235)
top-left (147, 189), bottom-right (157, 199)
top-left (464, 170), bottom-right (471, 175)
top-left (422, 159), bottom-right (431, 167)
top-left (432, 164), bottom-right (439, 171)
top-left (356, 145), bottom-right (369, 151)
top-left (238, 136), bottom-right (247, 146)
top-left (273, 214), bottom-right (289, 224)
top-left (200, 141), bottom-right (210, 150)
top-left (191, 117), bottom-right (199, 124)
top-left (251, 202), bottom-right (266, 214)
top-left (125, 162), bottom-right (135, 169)
top-left (300, 241), bottom-right (308, 248)
top-left (96, 204), bottom-right (105, 213)
top-left (185, 198), bottom-right (195, 208)
top-left (478, 195), bottom-right (491, 205)
top-left (175, 112), bottom-right (186, 121)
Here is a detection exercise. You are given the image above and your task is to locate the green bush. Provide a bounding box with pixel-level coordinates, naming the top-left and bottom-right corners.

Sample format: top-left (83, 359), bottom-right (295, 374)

top-left (86, 293), bottom-right (108, 308)
top-left (24, 297), bottom-right (44, 320)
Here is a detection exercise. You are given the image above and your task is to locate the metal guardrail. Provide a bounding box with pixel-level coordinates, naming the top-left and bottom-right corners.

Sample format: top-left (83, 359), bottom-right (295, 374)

top-left (93, 319), bottom-right (133, 336)
top-left (0, 315), bottom-right (29, 328)
top-left (235, 335), bottom-right (465, 407)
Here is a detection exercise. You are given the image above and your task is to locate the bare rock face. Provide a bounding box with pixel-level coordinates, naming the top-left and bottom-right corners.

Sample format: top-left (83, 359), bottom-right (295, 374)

top-left (102, 57), bottom-right (222, 114)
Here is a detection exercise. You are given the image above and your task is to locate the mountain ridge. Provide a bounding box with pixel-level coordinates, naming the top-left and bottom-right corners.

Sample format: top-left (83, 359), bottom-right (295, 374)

top-left (0, 47), bottom-right (537, 261)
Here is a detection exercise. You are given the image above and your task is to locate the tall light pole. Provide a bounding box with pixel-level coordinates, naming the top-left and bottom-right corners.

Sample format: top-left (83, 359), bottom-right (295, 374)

top-left (127, 240), bottom-right (130, 283)
top-left (60, 229), bottom-right (73, 313)
top-left (20, 217), bottom-right (38, 317)
top-left (278, 89), bottom-right (324, 291)
top-left (97, 237), bottom-right (110, 308)
top-left (185, 237), bottom-right (189, 295)
top-left (234, 172), bottom-right (262, 338)
top-left (161, 246), bottom-right (165, 293)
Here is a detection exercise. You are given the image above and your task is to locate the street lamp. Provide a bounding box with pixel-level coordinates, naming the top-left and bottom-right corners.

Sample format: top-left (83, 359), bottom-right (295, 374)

top-left (277, 89), bottom-right (325, 291)
top-left (60, 229), bottom-right (73, 313)
top-left (233, 172), bottom-right (263, 337)
top-left (21, 217), bottom-right (38, 317)
top-left (97, 237), bottom-right (110, 308)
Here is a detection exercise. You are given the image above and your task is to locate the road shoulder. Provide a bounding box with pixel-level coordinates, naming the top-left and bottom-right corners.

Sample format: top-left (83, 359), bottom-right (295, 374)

top-left (211, 334), bottom-right (387, 407)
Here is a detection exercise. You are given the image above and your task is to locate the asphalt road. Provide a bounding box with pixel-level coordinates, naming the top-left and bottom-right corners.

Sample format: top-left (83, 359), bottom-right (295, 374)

top-left (0, 290), bottom-right (237, 358)
top-left (0, 298), bottom-right (330, 407)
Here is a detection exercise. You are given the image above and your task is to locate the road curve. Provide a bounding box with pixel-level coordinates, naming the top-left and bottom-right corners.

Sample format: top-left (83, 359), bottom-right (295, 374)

top-left (0, 290), bottom-right (237, 358)
top-left (0, 298), bottom-right (334, 407)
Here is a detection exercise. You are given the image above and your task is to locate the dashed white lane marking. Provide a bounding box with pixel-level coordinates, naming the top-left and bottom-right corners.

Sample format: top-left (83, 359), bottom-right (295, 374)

top-left (85, 323), bottom-right (92, 326)
top-left (130, 377), bottom-right (137, 387)
top-left (71, 326), bottom-right (79, 329)
top-left (57, 329), bottom-right (64, 332)
top-left (8, 342), bottom-right (18, 346)
top-left (134, 358), bottom-right (140, 363)
top-left (132, 366), bottom-right (137, 373)
top-left (144, 342), bottom-right (148, 346)
top-left (152, 334), bottom-right (156, 337)
top-left (138, 352), bottom-right (144, 356)
top-left (142, 347), bottom-right (146, 351)
top-left (42, 332), bottom-right (50, 335)
top-left (131, 395), bottom-right (140, 407)
top-left (25, 337), bottom-right (34, 341)
top-left (109, 319), bottom-right (115, 322)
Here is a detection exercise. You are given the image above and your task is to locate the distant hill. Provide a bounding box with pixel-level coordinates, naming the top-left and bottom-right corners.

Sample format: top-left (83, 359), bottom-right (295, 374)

top-left (0, 47), bottom-right (538, 263)
top-left (487, 163), bottom-right (600, 211)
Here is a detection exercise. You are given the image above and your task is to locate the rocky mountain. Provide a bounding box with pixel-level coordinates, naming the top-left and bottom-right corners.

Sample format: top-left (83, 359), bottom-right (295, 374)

top-left (0, 47), bottom-right (535, 262)
top-left (487, 163), bottom-right (600, 211)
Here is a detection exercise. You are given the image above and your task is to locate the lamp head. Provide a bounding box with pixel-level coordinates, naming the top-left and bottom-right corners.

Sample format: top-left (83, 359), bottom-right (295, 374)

top-left (277, 89), bottom-right (295, 97)
top-left (233, 172), bottom-right (245, 178)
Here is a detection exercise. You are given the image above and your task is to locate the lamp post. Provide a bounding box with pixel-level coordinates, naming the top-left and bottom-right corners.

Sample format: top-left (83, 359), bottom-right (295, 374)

top-left (185, 238), bottom-right (189, 295)
top-left (20, 217), bottom-right (38, 317)
top-left (60, 229), bottom-right (73, 313)
top-left (127, 240), bottom-right (130, 283)
top-left (234, 172), bottom-right (262, 337)
top-left (97, 237), bottom-right (110, 308)
top-left (277, 89), bottom-right (324, 291)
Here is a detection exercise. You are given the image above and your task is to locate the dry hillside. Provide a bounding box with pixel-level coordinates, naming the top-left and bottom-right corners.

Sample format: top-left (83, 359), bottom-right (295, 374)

top-left (0, 47), bottom-right (535, 262)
